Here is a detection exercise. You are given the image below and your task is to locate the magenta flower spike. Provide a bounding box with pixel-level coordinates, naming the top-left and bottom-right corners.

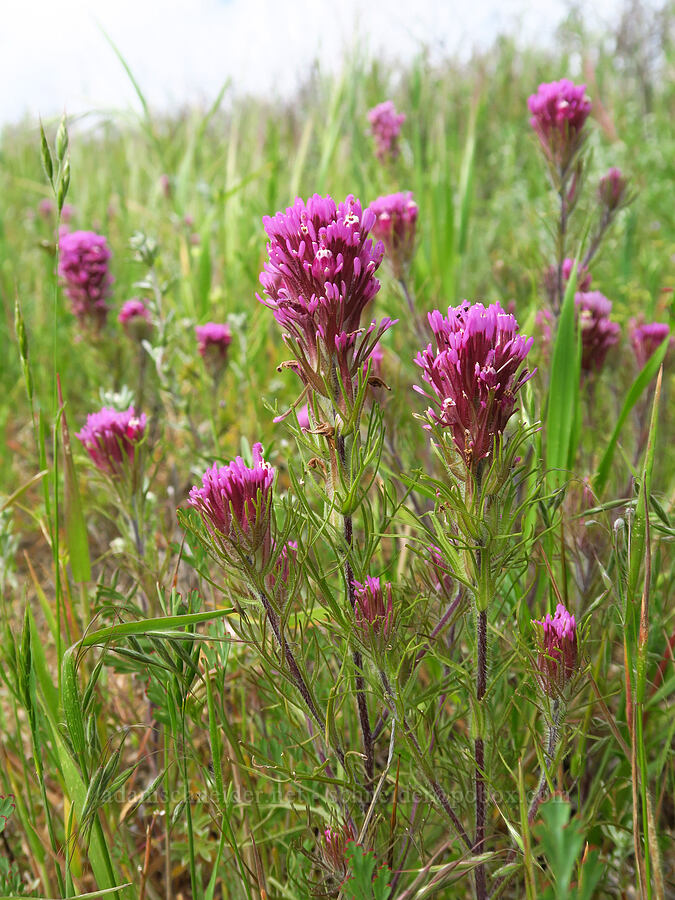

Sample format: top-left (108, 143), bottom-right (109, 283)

top-left (119, 298), bottom-right (153, 342)
top-left (196, 322), bottom-right (232, 378)
top-left (629, 320), bottom-right (671, 369)
top-left (533, 603), bottom-right (578, 695)
top-left (576, 291), bottom-right (620, 374)
top-left (544, 257), bottom-right (591, 305)
top-left (415, 302), bottom-right (534, 473)
top-left (76, 406), bottom-right (146, 477)
top-left (528, 79), bottom-right (591, 172)
top-left (368, 100), bottom-right (406, 161)
top-left (369, 191), bottom-right (418, 279)
top-left (352, 576), bottom-right (393, 638)
top-left (259, 193), bottom-right (391, 410)
top-left (58, 229), bottom-right (113, 330)
top-left (598, 167), bottom-right (628, 213)
top-left (321, 823), bottom-right (356, 881)
top-left (188, 443), bottom-right (275, 566)
top-left (38, 197), bottom-right (55, 219)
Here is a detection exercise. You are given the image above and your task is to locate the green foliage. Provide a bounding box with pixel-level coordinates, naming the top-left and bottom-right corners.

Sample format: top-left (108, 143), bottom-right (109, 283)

top-left (343, 843), bottom-right (392, 900)
top-left (533, 799), bottom-right (604, 900)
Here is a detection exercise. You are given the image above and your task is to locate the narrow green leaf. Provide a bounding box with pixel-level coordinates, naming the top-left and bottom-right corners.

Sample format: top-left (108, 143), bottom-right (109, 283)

top-left (594, 336), bottom-right (669, 496)
top-left (546, 261), bottom-right (580, 488)
top-left (39, 122), bottom-right (54, 185)
top-left (58, 378), bottom-right (91, 582)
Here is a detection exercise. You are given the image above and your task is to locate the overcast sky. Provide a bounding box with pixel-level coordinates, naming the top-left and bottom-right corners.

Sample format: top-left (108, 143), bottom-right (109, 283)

top-left (3, 0), bottom-right (631, 127)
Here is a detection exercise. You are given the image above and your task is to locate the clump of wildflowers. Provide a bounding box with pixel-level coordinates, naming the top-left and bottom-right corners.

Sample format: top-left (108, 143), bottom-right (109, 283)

top-left (528, 79), bottom-right (591, 172)
top-left (368, 100), bottom-right (405, 161)
top-left (259, 194), bottom-right (391, 414)
top-left (353, 576), bottom-right (393, 639)
top-left (196, 322), bottom-right (232, 379)
top-left (629, 319), bottom-right (671, 369)
top-left (532, 603), bottom-right (578, 696)
top-left (576, 291), bottom-right (620, 374)
top-left (76, 406), bottom-right (146, 477)
top-left (188, 443), bottom-right (274, 567)
top-left (415, 302), bottom-right (534, 473)
top-left (58, 230), bottom-right (113, 330)
top-left (119, 298), bottom-right (153, 343)
top-left (369, 191), bottom-right (418, 279)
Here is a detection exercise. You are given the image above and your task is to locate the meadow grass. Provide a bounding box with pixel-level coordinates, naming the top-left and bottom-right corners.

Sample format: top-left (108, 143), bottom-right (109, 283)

top-left (0, 8), bottom-right (673, 899)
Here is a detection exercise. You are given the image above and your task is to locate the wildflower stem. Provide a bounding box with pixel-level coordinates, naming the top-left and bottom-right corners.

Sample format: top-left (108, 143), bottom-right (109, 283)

top-left (379, 669), bottom-right (472, 851)
top-left (257, 587), bottom-right (346, 770)
top-left (371, 587), bottom-right (464, 742)
top-left (475, 607), bottom-right (488, 900)
top-left (336, 433), bottom-right (375, 793)
top-left (528, 699), bottom-right (561, 823)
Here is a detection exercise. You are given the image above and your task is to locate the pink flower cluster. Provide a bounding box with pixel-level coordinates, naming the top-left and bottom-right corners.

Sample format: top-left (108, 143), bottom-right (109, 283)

top-left (369, 191), bottom-right (418, 279)
top-left (196, 322), bottom-right (232, 378)
top-left (544, 257), bottom-right (592, 306)
top-left (528, 79), bottom-right (591, 171)
top-left (629, 320), bottom-right (671, 369)
top-left (576, 291), bottom-right (621, 373)
top-left (533, 603), bottom-right (578, 695)
top-left (598, 167), bottom-right (628, 213)
top-left (188, 443), bottom-right (275, 565)
top-left (415, 302), bottom-right (534, 471)
top-left (353, 576), bottom-right (393, 637)
top-left (259, 194), bottom-right (391, 408)
top-left (76, 406), bottom-right (146, 477)
top-left (58, 230), bottom-right (113, 330)
top-left (119, 299), bottom-right (153, 342)
top-left (368, 100), bottom-right (405, 161)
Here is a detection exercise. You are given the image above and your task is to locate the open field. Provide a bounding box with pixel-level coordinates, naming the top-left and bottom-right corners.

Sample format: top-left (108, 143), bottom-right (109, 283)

top-left (0, 6), bottom-right (673, 898)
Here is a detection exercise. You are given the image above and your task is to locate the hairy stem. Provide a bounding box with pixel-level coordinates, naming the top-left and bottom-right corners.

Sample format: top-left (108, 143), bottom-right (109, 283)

top-left (475, 608), bottom-right (488, 900)
top-left (528, 699), bottom-right (561, 824)
top-left (372, 587), bottom-right (464, 742)
top-left (379, 669), bottom-right (472, 852)
top-left (337, 433), bottom-right (375, 793)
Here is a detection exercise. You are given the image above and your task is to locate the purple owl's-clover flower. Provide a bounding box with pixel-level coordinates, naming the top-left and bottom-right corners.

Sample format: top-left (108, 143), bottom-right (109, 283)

top-left (188, 443), bottom-right (274, 566)
top-left (352, 576), bottom-right (393, 638)
top-left (368, 100), bottom-right (405, 161)
top-left (196, 322), bottom-right (232, 378)
top-left (544, 257), bottom-right (591, 306)
top-left (629, 319), bottom-right (671, 369)
top-left (528, 79), bottom-right (591, 172)
top-left (576, 292), bottom-right (620, 374)
top-left (119, 298), bottom-right (153, 343)
top-left (58, 230), bottom-right (113, 330)
top-left (369, 191), bottom-right (418, 279)
top-left (76, 406), bottom-right (146, 477)
top-left (321, 823), bottom-right (357, 882)
top-left (259, 194), bottom-right (391, 411)
top-left (533, 603), bottom-right (578, 696)
top-left (415, 302), bottom-right (534, 473)
top-left (598, 167), bottom-right (629, 213)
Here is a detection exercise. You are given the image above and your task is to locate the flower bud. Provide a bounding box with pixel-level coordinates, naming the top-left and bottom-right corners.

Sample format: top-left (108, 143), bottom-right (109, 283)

top-left (532, 603), bottom-right (578, 695)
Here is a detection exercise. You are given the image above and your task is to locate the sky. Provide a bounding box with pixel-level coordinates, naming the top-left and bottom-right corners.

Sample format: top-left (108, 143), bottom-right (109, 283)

top-left (2, 0), bottom-right (631, 127)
